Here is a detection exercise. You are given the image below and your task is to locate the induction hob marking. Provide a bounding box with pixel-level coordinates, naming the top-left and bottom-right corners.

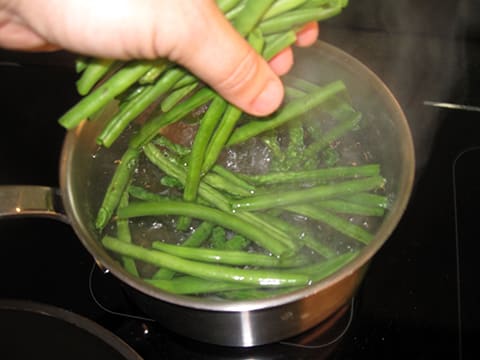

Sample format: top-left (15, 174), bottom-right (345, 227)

top-left (424, 101), bottom-right (480, 112)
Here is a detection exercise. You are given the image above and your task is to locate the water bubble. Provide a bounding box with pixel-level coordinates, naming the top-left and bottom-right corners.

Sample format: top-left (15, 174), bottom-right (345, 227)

top-left (292, 213), bottom-right (309, 222)
top-left (362, 151), bottom-right (373, 161)
top-left (151, 221), bottom-right (163, 230)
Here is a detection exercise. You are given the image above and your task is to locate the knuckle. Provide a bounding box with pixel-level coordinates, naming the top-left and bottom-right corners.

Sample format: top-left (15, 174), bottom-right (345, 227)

top-left (215, 48), bottom-right (261, 96)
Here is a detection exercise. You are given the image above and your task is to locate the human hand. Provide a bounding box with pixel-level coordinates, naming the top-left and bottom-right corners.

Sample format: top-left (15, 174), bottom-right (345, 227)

top-left (0, 0), bottom-right (318, 116)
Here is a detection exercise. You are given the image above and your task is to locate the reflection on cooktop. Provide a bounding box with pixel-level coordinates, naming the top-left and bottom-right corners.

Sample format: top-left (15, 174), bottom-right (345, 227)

top-left (453, 146), bottom-right (480, 360)
top-left (88, 262), bottom-right (356, 359)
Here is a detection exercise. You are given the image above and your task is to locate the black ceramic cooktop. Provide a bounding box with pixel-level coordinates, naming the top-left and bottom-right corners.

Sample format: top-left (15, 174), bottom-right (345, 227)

top-left (1, 1), bottom-right (479, 359)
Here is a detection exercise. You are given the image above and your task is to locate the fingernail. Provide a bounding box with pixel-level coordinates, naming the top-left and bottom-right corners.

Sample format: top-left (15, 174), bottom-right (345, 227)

top-left (250, 79), bottom-right (284, 116)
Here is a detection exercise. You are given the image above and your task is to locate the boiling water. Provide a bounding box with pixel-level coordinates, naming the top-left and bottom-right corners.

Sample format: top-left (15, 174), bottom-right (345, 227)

top-left (90, 105), bottom-right (387, 295)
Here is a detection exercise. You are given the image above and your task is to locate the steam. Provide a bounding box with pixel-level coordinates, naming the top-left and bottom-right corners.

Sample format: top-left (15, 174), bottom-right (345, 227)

top-left (377, 2), bottom-right (465, 173)
top-left (324, 1), bottom-right (466, 173)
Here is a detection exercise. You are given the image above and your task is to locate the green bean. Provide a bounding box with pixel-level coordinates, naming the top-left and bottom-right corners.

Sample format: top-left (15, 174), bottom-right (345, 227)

top-left (247, 28), bottom-right (265, 54)
top-left (259, 6), bottom-right (342, 35)
top-left (317, 93), bottom-right (356, 117)
top-left (321, 147), bottom-right (340, 167)
top-left (220, 248), bottom-right (357, 298)
top-left (261, 131), bottom-right (285, 169)
top-left (262, 30), bottom-right (297, 61)
top-left (263, 0), bottom-right (308, 19)
top-left (257, 212), bottom-right (336, 258)
top-left (160, 175), bottom-right (183, 189)
top-left (210, 226), bottom-right (227, 249)
top-left (323, 96), bottom-right (357, 119)
top-left (184, 221), bottom-right (215, 247)
top-left (144, 144), bottom-right (228, 208)
top-left (171, 73), bottom-right (197, 90)
top-left (150, 136), bottom-right (255, 195)
top-left (284, 75), bottom-right (322, 93)
top-left (238, 212), bottom-right (299, 252)
top-left (289, 250), bottom-right (358, 281)
top-left (285, 119), bottom-right (305, 169)
top-left (146, 275), bottom-right (255, 295)
top-left (202, 105), bottom-right (243, 173)
top-left (341, 192), bottom-right (390, 209)
top-left (75, 56), bottom-right (89, 73)
top-left (183, 98), bottom-right (227, 201)
top-left (95, 148), bottom-right (140, 230)
top-left (143, 143), bottom-right (298, 251)
top-left (219, 287), bottom-right (301, 300)
top-left (145, 149), bottom-right (251, 198)
top-left (300, 0), bottom-right (347, 10)
top-left (152, 221), bottom-right (214, 280)
top-left (303, 111), bottom-right (362, 160)
top-left (240, 164), bottom-right (381, 186)
top-left (97, 67), bottom-right (187, 148)
top-left (76, 58), bottom-right (116, 95)
top-left (151, 241), bottom-right (306, 267)
top-left (227, 80), bottom-right (346, 146)
top-left (218, 251), bottom-right (357, 299)
top-left (188, 28), bottom-right (268, 177)
top-left (232, 0), bottom-right (276, 36)
top-left (117, 199), bottom-right (291, 256)
top-left (316, 199), bottom-right (385, 217)
top-left (138, 60), bottom-right (170, 84)
top-left (117, 191), bottom-right (139, 276)
top-left (102, 236), bottom-right (310, 286)
top-left (177, 96), bottom-right (227, 230)
top-left (216, 0), bottom-right (243, 13)
top-left (59, 61), bottom-right (153, 129)
top-left (129, 87), bottom-right (216, 149)
top-left (160, 82), bottom-right (199, 112)
top-left (285, 86), bottom-right (306, 99)
top-left (225, 0), bottom-right (246, 20)
top-left (285, 204), bottom-right (373, 244)
top-left (204, 173), bottom-right (253, 197)
top-left (116, 84), bottom-right (148, 104)
top-left (128, 185), bottom-right (164, 202)
top-left (232, 176), bottom-right (386, 211)
top-left (144, 143), bottom-right (298, 250)
top-left (224, 235), bottom-right (250, 251)
top-left (152, 135), bottom-right (191, 157)
top-left (211, 165), bottom-right (256, 193)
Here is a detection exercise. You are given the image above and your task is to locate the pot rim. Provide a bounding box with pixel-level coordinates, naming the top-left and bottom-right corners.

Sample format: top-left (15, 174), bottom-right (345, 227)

top-left (60, 40), bottom-right (415, 312)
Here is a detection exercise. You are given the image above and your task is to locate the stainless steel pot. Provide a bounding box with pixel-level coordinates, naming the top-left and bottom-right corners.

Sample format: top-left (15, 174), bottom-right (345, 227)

top-left (0, 41), bottom-right (415, 347)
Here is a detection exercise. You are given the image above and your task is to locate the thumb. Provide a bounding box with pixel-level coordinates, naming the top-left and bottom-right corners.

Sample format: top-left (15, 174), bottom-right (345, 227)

top-left (171, 2), bottom-right (284, 117)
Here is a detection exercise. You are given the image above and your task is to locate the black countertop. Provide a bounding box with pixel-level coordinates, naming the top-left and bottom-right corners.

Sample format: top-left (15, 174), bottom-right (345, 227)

top-left (1, 1), bottom-right (479, 359)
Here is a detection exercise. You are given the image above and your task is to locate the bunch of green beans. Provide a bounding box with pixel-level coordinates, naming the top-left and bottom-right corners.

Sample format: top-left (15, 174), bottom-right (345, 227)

top-left (62, 0), bottom-right (348, 133)
top-left (89, 75), bottom-right (388, 299)
top-left (56, 1), bottom-right (391, 300)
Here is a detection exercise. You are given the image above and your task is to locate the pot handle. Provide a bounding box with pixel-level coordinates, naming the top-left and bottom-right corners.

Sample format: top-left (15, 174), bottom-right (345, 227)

top-left (0, 185), bottom-right (69, 224)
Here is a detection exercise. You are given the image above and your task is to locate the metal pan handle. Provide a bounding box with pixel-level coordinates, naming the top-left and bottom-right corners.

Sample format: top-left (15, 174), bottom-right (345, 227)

top-left (0, 185), bottom-right (69, 223)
